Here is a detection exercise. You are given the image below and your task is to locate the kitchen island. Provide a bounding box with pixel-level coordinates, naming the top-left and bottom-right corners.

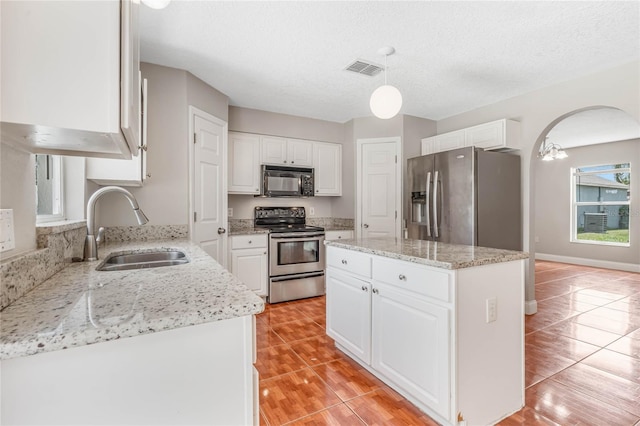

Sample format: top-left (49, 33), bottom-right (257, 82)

top-left (1, 239), bottom-right (263, 425)
top-left (325, 237), bottom-right (528, 426)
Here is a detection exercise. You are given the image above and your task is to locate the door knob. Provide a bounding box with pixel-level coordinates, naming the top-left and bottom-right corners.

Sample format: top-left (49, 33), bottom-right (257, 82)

top-left (217, 227), bottom-right (226, 234)
top-left (363, 224), bottom-right (369, 228)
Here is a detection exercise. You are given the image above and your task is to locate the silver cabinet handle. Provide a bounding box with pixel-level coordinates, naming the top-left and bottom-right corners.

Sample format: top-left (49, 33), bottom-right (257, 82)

top-left (363, 224), bottom-right (369, 228)
top-left (372, 288), bottom-right (379, 294)
top-left (217, 227), bottom-right (226, 234)
top-left (341, 259), bottom-right (347, 265)
top-left (398, 274), bottom-right (406, 281)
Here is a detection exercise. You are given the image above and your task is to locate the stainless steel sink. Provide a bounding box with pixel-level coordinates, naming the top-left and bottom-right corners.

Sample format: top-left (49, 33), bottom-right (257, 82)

top-left (97, 250), bottom-right (189, 271)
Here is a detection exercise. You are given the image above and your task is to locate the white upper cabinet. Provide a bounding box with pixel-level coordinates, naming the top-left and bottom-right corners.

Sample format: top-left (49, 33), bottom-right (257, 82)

top-left (0, 0), bottom-right (140, 159)
top-left (86, 78), bottom-right (148, 186)
top-left (421, 119), bottom-right (520, 155)
top-left (261, 136), bottom-right (313, 166)
top-left (313, 142), bottom-right (342, 196)
top-left (228, 132), bottom-right (261, 194)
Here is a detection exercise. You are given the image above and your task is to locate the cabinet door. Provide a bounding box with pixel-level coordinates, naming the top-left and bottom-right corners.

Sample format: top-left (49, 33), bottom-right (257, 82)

top-left (421, 137), bottom-right (436, 155)
top-left (287, 139), bottom-right (314, 166)
top-left (466, 120), bottom-right (504, 150)
top-left (326, 268), bottom-right (371, 364)
top-left (228, 132), bottom-right (261, 194)
top-left (313, 142), bottom-right (342, 196)
top-left (371, 282), bottom-right (450, 420)
top-left (261, 136), bottom-right (288, 165)
top-left (435, 130), bottom-right (466, 153)
top-left (120, 0), bottom-right (141, 154)
top-left (231, 247), bottom-right (268, 296)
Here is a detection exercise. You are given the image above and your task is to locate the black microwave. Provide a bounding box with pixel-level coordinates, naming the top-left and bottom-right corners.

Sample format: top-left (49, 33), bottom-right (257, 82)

top-left (260, 165), bottom-right (314, 197)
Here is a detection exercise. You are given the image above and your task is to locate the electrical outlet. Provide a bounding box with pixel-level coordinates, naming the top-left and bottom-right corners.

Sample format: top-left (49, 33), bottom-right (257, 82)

top-left (486, 297), bottom-right (497, 323)
top-left (309, 207), bottom-right (315, 216)
top-left (228, 208), bottom-right (233, 218)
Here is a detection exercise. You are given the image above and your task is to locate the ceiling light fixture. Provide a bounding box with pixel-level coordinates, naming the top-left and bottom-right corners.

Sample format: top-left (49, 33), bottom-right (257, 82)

top-left (539, 137), bottom-right (568, 161)
top-left (369, 46), bottom-right (402, 120)
top-left (142, 0), bottom-right (171, 10)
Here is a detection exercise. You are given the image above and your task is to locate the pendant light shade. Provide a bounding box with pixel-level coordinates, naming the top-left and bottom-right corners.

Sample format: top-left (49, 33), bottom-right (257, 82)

top-left (539, 137), bottom-right (568, 161)
top-left (142, 0), bottom-right (171, 9)
top-left (370, 46), bottom-right (402, 119)
top-left (370, 85), bottom-right (403, 119)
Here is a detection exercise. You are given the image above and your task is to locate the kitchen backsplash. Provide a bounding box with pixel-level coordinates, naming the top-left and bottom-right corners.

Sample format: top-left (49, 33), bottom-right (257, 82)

top-left (229, 217), bottom-right (354, 232)
top-left (103, 225), bottom-right (188, 242)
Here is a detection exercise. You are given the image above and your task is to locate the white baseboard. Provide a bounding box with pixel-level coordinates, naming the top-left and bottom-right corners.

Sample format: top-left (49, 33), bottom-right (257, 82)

top-left (535, 253), bottom-right (640, 273)
top-left (524, 300), bottom-right (537, 315)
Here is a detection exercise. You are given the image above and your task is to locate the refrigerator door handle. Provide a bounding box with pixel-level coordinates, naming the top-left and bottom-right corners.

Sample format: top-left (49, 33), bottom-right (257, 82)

top-left (433, 170), bottom-right (439, 238)
top-left (425, 171), bottom-right (431, 237)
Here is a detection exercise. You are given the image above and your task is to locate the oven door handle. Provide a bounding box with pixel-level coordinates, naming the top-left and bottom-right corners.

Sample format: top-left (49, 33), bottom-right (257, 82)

top-left (270, 232), bottom-right (325, 239)
top-left (270, 271), bottom-right (325, 282)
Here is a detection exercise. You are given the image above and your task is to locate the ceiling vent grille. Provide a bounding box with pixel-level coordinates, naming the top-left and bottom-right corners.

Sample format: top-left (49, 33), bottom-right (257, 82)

top-left (344, 59), bottom-right (383, 77)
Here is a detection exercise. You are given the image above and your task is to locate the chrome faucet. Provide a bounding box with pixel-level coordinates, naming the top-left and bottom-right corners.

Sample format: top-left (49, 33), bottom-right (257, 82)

top-left (84, 186), bottom-right (149, 261)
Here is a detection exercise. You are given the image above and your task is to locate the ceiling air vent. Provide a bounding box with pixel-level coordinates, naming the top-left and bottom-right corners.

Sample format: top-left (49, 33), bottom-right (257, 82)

top-left (344, 59), bottom-right (383, 77)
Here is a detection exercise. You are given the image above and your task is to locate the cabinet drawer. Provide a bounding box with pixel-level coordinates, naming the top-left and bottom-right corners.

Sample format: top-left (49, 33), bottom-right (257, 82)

top-left (373, 257), bottom-right (451, 303)
top-left (325, 230), bottom-right (354, 241)
top-left (231, 234), bottom-right (268, 249)
top-left (327, 247), bottom-right (372, 279)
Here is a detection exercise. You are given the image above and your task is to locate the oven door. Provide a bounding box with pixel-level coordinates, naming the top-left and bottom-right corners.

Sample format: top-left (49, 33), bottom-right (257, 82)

top-left (269, 232), bottom-right (325, 276)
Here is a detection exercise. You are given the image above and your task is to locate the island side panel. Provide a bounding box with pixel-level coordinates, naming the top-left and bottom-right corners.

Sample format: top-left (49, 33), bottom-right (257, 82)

top-left (1, 316), bottom-right (255, 425)
top-left (455, 260), bottom-right (525, 425)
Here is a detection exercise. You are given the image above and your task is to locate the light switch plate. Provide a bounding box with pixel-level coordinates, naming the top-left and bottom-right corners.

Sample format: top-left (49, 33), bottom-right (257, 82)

top-left (0, 209), bottom-right (16, 252)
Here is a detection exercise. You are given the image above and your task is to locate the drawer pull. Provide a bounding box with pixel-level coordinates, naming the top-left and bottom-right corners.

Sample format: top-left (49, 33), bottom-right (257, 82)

top-left (341, 259), bottom-right (347, 265)
top-left (248, 240), bottom-right (252, 244)
top-left (372, 288), bottom-right (379, 294)
top-left (398, 274), bottom-right (407, 281)
top-left (361, 285), bottom-right (368, 292)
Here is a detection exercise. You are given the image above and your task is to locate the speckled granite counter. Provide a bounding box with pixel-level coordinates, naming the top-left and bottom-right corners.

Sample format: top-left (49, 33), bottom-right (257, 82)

top-left (325, 237), bottom-right (528, 270)
top-left (0, 239), bottom-right (264, 360)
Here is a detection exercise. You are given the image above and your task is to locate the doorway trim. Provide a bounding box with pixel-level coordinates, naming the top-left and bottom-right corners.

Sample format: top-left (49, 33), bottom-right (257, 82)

top-left (187, 105), bottom-right (228, 264)
top-left (355, 136), bottom-right (403, 239)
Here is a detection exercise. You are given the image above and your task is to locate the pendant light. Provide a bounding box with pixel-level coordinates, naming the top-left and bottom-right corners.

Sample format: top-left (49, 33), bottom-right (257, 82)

top-left (370, 46), bottom-right (403, 119)
top-left (142, 0), bottom-right (171, 9)
top-left (539, 137), bottom-right (568, 161)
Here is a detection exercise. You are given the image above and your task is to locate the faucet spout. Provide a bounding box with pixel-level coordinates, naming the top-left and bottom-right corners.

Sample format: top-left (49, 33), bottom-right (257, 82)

top-left (84, 186), bottom-right (149, 261)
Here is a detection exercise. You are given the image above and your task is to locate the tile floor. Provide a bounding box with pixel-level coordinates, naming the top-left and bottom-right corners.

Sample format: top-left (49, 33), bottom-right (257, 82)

top-left (256, 261), bottom-right (640, 425)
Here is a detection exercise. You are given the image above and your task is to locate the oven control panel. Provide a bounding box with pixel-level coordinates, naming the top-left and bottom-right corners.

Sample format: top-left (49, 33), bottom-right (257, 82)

top-left (255, 207), bottom-right (306, 219)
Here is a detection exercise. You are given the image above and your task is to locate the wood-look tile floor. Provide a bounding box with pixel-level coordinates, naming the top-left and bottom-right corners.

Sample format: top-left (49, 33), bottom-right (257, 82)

top-left (256, 261), bottom-right (640, 425)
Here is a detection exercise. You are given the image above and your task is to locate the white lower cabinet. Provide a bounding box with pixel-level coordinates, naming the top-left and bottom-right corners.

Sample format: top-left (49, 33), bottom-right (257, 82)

top-left (324, 230), bottom-right (354, 241)
top-left (326, 245), bottom-right (525, 426)
top-left (229, 235), bottom-right (268, 297)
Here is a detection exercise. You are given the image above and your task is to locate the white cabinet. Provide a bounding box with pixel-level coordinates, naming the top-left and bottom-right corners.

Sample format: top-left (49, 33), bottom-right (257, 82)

top-left (326, 244), bottom-right (525, 426)
top-left (325, 230), bottom-right (354, 241)
top-left (230, 235), bottom-right (268, 296)
top-left (228, 132), bottom-right (261, 194)
top-left (1, 0), bottom-right (141, 159)
top-left (261, 136), bottom-right (313, 166)
top-left (465, 119), bottom-right (520, 150)
top-left (313, 142), bottom-right (342, 196)
top-left (86, 78), bottom-right (148, 186)
top-left (420, 119), bottom-right (520, 155)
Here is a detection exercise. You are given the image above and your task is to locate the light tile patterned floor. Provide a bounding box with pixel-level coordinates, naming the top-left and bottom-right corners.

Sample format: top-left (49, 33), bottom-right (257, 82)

top-left (256, 261), bottom-right (640, 425)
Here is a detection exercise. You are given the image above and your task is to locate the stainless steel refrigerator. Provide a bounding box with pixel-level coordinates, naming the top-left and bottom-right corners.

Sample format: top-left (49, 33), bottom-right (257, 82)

top-left (406, 146), bottom-right (522, 251)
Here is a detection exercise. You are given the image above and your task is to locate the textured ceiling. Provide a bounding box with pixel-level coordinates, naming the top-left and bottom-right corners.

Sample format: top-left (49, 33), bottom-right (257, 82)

top-left (140, 1), bottom-right (640, 123)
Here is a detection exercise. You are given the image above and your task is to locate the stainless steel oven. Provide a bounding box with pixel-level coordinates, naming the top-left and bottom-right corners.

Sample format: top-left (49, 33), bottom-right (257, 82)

top-left (255, 206), bottom-right (326, 304)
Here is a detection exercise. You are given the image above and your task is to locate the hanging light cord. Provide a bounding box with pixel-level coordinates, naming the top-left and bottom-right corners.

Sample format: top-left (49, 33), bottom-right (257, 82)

top-left (384, 54), bottom-right (388, 85)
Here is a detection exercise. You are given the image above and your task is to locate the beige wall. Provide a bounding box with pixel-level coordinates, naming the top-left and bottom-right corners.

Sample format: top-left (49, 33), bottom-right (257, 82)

top-left (0, 144), bottom-right (36, 258)
top-left (535, 139), bottom-right (639, 266)
top-left (96, 63), bottom-right (229, 227)
top-left (436, 60), bottom-right (640, 303)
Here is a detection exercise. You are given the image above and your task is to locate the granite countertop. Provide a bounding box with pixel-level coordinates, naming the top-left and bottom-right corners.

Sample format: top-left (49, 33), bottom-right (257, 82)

top-left (0, 239), bottom-right (264, 360)
top-left (229, 228), bottom-right (270, 236)
top-left (324, 226), bottom-right (355, 232)
top-left (325, 237), bottom-right (529, 270)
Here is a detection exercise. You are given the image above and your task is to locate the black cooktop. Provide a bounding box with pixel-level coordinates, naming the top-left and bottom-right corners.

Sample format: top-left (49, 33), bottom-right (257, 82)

top-left (254, 207), bottom-right (324, 233)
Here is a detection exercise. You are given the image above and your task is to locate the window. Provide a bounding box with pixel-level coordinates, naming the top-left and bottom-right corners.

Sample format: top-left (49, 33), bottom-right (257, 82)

top-left (35, 154), bottom-right (64, 223)
top-left (571, 163), bottom-right (630, 246)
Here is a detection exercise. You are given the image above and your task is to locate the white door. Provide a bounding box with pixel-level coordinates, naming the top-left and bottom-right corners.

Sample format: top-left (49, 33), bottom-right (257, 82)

top-left (190, 107), bottom-right (228, 266)
top-left (357, 138), bottom-right (401, 239)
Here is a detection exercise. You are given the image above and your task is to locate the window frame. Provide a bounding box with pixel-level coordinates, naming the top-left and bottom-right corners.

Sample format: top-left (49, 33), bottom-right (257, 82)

top-left (570, 162), bottom-right (631, 247)
top-left (35, 154), bottom-right (65, 224)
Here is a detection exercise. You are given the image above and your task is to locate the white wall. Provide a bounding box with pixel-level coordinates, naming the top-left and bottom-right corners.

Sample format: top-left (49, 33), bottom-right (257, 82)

top-left (96, 63), bottom-right (229, 226)
top-left (0, 144), bottom-right (35, 258)
top-left (535, 139), bottom-right (639, 266)
top-left (436, 60), bottom-right (640, 303)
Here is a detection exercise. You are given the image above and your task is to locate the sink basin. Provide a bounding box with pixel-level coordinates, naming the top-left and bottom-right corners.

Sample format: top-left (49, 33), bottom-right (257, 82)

top-left (97, 250), bottom-right (189, 271)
